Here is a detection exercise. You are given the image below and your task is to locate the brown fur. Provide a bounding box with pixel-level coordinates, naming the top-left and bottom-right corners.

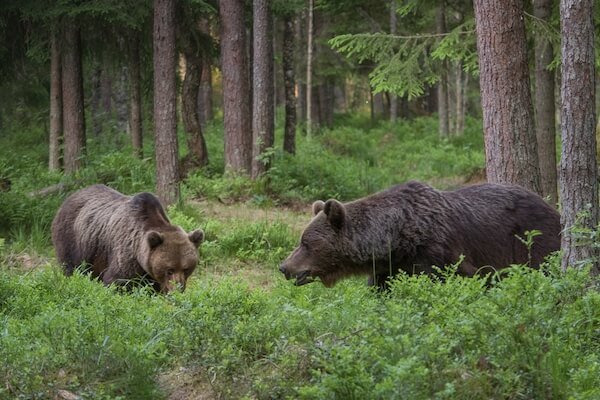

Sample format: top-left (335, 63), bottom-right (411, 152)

top-left (280, 181), bottom-right (561, 288)
top-left (51, 184), bottom-right (204, 293)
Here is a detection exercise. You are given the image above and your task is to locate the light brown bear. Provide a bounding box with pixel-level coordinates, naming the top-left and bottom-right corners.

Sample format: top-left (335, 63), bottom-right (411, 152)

top-left (51, 184), bottom-right (204, 293)
top-left (279, 181), bottom-right (561, 289)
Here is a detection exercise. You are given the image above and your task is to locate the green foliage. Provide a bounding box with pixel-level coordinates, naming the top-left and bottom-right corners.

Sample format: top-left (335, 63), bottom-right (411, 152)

top-left (206, 220), bottom-right (296, 264)
top-left (1, 261), bottom-right (599, 399)
top-left (329, 7), bottom-right (477, 99)
top-left (0, 268), bottom-right (174, 399)
top-left (330, 32), bottom-right (438, 99)
top-left (431, 19), bottom-right (478, 74)
top-left (268, 116), bottom-right (484, 202)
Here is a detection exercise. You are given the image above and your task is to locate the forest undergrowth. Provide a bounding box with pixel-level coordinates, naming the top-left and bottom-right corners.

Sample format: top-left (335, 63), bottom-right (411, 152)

top-left (1, 115), bottom-right (599, 399)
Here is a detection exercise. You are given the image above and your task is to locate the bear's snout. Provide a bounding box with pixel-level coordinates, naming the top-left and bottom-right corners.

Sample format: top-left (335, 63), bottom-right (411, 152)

top-left (279, 264), bottom-right (291, 279)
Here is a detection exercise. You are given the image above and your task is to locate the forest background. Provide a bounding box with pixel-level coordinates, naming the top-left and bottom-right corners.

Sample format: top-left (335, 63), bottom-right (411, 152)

top-left (0, 0), bottom-right (599, 399)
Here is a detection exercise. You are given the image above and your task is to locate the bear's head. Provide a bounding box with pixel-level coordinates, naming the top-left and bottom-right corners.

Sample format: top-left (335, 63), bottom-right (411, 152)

top-left (142, 228), bottom-right (204, 293)
top-left (279, 199), bottom-right (355, 287)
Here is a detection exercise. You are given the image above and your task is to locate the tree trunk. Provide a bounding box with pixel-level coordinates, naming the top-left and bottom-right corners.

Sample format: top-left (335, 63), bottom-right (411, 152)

top-left (197, 18), bottom-right (213, 126)
top-left (49, 26), bottom-right (62, 171)
top-left (114, 66), bottom-right (129, 138)
top-left (453, 62), bottom-right (466, 136)
top-left (129, 33), bottom-right (143, 158)
top-left (319, 80), bottom-right (334, 128)
top-left (436, 0), bottom-right (449, 137)
top-left (90, 63), bottom-right (103, 137)
top-left (181, 50), bottom-right (209, 175)
top-left (198, 60), bottom-right (213, 126)
top-left (389, 0), bottom-right (398, 122)
top-left (153, 0), bottom-right (179, 206)
top-left (306, 0), bottom-right (314, 137)
top-left (220, 0), bottom-right (252, 173)
top-left (283, 15), bottom-right (297, 154)
top-left (252, 0), bottom-right (275, 179)
top-left (534, 0), bottom-right (558, 206)
top-left (100, 60), bottom-right (112, 116)
top-left (559, 0), bottom-right (598, 273)
top-left (473, 0), bottom-right (541, 194)
top-left (372, 91), bottom-right (386, 120)
top-left (297, 82), bottom-right (306, 123)
top-left (61, 23), bottom-right (86, 174)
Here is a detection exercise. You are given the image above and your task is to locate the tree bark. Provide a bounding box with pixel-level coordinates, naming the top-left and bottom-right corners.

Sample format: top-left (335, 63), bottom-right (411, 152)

top-left (389, 0), bottom-right (398, 122)
top-left (297, 82), bottom-right (306, 123)
top-left (534, 0), bottom-right (558, 206)
top-left (473, 0), bottom-right (541, 194)
top-left (49, 26), bottom-right (62, 171)
top-left (181, 50), bottom-right (209, 174)
top-left (283, 15), bottom-right (296, 154)
top-left (219, 0), bottom-right (252, 173)
top-left (453, 62), bottom-right (466, 136)
top-left (90, 63), bottom-right (103, 137)
top-left (114, 67), bottom-right (129, 138)
top-left (306, 0), bottom-right (314, 137)
top-left (100, 59), bottom-right (112, 116)
top-left (198, 59), bottom-right (213, 126)
top-left (436, 0), bottom-right (449, 137)
top-left (319, 80), bottom-right (334, 128)
top-left (559, 0), bottom-right (598, 272)
top-left (153, 0), bottom-right (180, 205)
top-left (61, 23), bottom-right (86, 174)
top-left (252, 0), bottom-right (275, 178)
top-left (197, 18), bottom-right (213, 126)
top-left (129, 33), bottom-right (143, 158)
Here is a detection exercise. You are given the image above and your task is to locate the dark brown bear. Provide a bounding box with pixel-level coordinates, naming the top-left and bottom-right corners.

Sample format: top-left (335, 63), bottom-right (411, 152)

top-left (52, 184), bottom-right (204, 293)
top-left (279, 181), bottom-right (560, 288)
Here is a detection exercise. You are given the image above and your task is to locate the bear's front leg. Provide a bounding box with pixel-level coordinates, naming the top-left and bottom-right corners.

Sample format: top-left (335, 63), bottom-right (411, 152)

top-left (367, 273), bottom-right (393, 291)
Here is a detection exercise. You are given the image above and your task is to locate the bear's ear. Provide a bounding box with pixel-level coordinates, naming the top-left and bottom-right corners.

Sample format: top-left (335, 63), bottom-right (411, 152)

top-left (146, 231), bottom-right (164, 249)
top-left (312, 200), bottom-right (325, 216)
top-left (188, 229), bottom-right (204, 247)
top-left (324, 199), bottom-right (346, 229)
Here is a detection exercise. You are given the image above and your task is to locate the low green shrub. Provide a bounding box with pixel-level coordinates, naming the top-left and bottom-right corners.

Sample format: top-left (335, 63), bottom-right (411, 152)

top-left (208, 220), bottom-right (296, 263)
top-left (1, 263), bottom-right (598, 399)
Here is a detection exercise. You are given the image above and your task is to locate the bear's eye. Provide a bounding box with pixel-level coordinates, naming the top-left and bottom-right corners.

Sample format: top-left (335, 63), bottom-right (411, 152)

top-left (166, 268), bottom-right (175, 276)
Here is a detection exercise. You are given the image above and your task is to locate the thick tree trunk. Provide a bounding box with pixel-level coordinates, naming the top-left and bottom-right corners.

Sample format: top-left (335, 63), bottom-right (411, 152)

top-left (220, 0), bottom-right (252, 173)
top-left (181, 51), bottom-right (209, 174)
top-left (129, 33), bottom-right (143, 158)
top-left (61, 23), bottom-right (86, 174)
top-left (153, 0), bottom-right (180, 205)
top-left (473, 0), bottom-right (541, 194)
top-left (534, 0), bottom-right (558, 206)
top-left (49, 27), bottom-right (62, 171)
top-left (559, 0), bottom-right (598, 273)
top-left (283, 15), bottom-right (296, 154)
top-left (436, 0), bottom-right (449, 137)
top-left (252, 0), bottom-right (275, 178)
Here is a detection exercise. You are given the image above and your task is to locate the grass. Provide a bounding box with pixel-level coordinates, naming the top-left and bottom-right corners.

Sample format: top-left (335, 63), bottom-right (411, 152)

top-left (0, 114), bottom-right (599, 398)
